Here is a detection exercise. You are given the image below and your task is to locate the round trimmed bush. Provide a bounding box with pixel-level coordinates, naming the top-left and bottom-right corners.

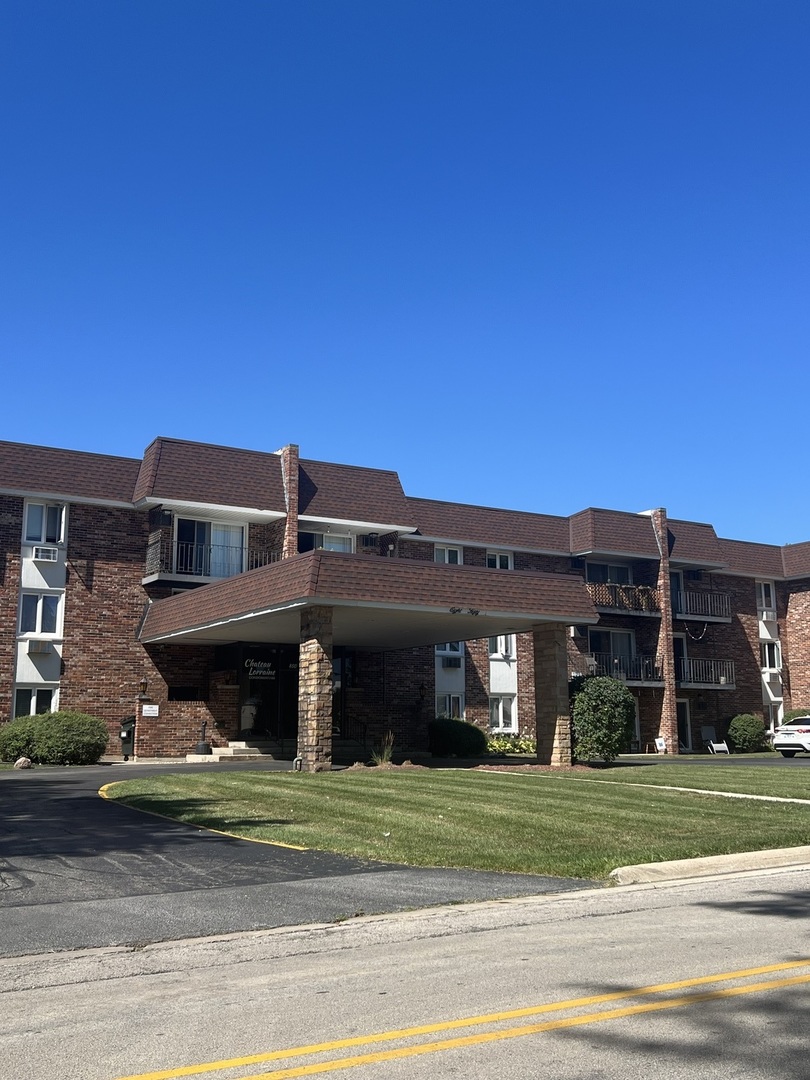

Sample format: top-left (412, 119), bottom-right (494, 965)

top-left (727, 713), bottom-right (769, 753)
top-left (0, 710), bottom-right (109, 765)
top-left (428, 717), bottom-right (488, 757)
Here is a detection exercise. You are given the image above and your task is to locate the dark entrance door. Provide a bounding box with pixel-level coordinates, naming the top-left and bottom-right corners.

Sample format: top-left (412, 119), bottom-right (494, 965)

top-left (239, 645), bottom-right (299, 745)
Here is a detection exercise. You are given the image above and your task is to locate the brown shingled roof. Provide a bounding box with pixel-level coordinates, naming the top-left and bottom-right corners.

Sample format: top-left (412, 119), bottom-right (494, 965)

top-left (779, 542), bottom-right (810, 579)
top-left (569, 509), bottom-right (660, 558)
top-left (406, 497), bottom-right (570, 552)
top-left (298, 459), bottom-right (414, 527)
top-left (0, 440), bottom-right (140, 503)
top-left (140, 550), bottom-right (596, 648)
top-left (133, 437), bottom-right (286, 511)
top-left (667, 519), bottom-right (726, 567)
top-left (716, 538), bottom-right (785, 578)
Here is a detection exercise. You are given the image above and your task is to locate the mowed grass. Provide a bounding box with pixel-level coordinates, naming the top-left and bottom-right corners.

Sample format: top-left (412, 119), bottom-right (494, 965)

top-left (105, 765), bottom-right (810, 880)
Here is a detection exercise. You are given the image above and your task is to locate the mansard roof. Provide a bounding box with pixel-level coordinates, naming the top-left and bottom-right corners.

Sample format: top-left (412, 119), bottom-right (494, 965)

top-left (133, 437), bottom-right (286, 512)
top-left (0, 440), bottom-right (140, 504)
top-left (298, 458), bottom-right (415, 530)
top-left (569, 508), bottom-right (660, 559)
top-left (405, 497), bottom-right (571, 552)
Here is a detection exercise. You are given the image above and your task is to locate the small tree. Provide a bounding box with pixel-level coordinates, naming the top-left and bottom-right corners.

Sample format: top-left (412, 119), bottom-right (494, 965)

top-left (572, 677), bottom-right (636, 764)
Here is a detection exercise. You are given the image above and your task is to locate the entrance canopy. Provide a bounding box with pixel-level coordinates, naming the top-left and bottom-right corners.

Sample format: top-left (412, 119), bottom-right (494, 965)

top-left (139, 550), bottom-right (598, 649)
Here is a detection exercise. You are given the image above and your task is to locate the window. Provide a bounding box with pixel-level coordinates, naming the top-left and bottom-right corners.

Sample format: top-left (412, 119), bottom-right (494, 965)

top-left (488, 634), bottom-right (514, 658)
top-left (486, 551), bottom-right (512, 570)
top-left (489, 695), bottom-right (516, 732)
top-left (436, 693), bottom-right (464, 718)
top-left (588, 628), bottom-right (633, 658)
top-left (435, 546), bottom-right (462, 565)
top-left (176, 519), bottom-right (244, 577)
top-left (760, 641), bottom-right (781, 671)
top-left (19, 593), bottom-right (61, 635)
top-left (14, 686), bottom-right (55, 716)
top-left (435, 641), bottom-right (462, 654)
top-left (586, 563), bottom-right (631, 585)
top-left (756, 581), bottom-right (776, 618)
top-left (298, 532), bottom-right (354, 554)
top-left (25, 502), bottom-right (64, 544)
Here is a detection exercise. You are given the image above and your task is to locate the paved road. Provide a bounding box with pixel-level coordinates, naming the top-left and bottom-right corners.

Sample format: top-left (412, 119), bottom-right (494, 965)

top-left (3, 865), bottom-right (809, 1080)
top-left (0, 761), bottom-right (593, 957)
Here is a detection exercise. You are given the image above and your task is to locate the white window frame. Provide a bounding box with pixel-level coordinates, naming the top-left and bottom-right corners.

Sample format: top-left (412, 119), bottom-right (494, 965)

top-left (756, 581), bottom-right (776, 618)
top-left (435, 641), bottom-right (462, 655)
top-left (760, 640), bottom-right (782, 671)
top-left (435, 545), bottom-right (462, 565)
top-left (489, 695), bottom-right (516, 732)
top-left (24, 502), bottom-right (65, 545)
top-left (486, 551), bottom-right (513, 570)
top-left (14, 685), bottom-right (58, 717)
top-left (18, 592), bottom-right (62, 637)
top-left (436, 693), bottom-right (464, 719)
top-left (175, 517), bottom-right (246, 577)
top-left (488, 634), bottom-right (515, 658)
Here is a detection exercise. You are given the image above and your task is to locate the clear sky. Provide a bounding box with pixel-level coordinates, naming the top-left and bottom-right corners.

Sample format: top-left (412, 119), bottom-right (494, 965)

top-left (2, 2), bottom-right (808, 545)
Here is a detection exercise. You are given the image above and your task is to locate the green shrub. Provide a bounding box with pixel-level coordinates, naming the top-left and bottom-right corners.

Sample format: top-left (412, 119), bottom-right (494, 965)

top-left (0, 715), bottom-right (40, 761)
top-left (727, 713), bottom-right (769, 753)
top-left (0, 711), bottom-right (109, 765)
top-left (572, 676), bottom-right (636, 764)
top-left (783, 708), bottom-right (810, 723)
top-left (428, 717), bottom-right (489, 757)
top-left (487, 733), bottom-right (537, 755)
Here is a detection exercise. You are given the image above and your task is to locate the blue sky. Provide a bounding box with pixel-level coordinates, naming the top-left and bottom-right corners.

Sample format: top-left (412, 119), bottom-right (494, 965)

top-left (2, 2), bottom-right (808, 545)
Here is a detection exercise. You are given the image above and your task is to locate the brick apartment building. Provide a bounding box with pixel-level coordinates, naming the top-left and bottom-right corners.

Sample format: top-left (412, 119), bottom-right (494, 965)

top-left (2, 436), bottom-right (809, 769)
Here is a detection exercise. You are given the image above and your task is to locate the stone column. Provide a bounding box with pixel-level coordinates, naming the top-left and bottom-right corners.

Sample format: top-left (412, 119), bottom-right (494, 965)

top-left (533, 622), bottom-right (572, 766)
top-left (298, 605), bottom-right (333, 771)
top-left (651, 508), bottom-right (679, 753)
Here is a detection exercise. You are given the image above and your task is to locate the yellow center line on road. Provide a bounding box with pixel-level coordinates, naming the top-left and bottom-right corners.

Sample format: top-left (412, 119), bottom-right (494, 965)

top-left (114, 959), bottom-right (810, 1080)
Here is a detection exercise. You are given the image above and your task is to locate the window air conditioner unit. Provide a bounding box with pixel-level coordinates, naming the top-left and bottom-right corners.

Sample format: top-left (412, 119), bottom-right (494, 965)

top-left (442, 656), bottom-right (462, 669)
top-left (27, 640), bottom-right (53, 654)
top-left (33, 546), bottom-right (59, 562)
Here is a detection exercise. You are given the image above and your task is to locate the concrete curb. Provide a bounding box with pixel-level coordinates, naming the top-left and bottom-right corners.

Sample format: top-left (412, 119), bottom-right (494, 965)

top-left (610, 845), bottom-right (810, 884)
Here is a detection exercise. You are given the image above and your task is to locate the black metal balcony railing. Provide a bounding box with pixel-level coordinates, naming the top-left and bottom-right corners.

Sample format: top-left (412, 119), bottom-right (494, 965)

top-left (587, 653), bottom-right (663, 682)
top-left (673, 589), bottom-right (732, 620)
top-left (145, 537), bottom-right (280, 579)
top-left (586, 583), bottom-right (660, 614)
top-left (676, 657), bottom-right (735, 687)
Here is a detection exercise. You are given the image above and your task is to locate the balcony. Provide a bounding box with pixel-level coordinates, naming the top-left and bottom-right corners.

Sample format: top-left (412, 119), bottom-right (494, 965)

top-left (145, 538), bottom-right (281, 581)
top-left (676, 657), bottom-right (735, 688)
top-left (587, 653), bottom-right (663, 684)
top-left (673, 589), bottom-right (731, 621)
top-left (586, 583), bottom-right (660, 615)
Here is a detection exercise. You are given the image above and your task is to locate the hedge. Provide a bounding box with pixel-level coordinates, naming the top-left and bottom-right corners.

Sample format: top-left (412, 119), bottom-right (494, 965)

top-left (0, 711), bottom-right (109, 765)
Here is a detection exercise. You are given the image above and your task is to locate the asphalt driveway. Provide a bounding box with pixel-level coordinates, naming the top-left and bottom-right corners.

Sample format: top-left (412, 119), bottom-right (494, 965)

top-left (0, 761), bottom-right (593, 957)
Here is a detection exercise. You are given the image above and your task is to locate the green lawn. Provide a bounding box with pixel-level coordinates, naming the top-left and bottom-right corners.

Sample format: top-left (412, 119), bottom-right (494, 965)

top-left (104, 764), bottom-right (810, 880)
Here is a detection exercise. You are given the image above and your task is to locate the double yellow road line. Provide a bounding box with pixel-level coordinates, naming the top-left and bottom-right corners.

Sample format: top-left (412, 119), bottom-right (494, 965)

top-left (117, 959), bottom-right (810, 1080)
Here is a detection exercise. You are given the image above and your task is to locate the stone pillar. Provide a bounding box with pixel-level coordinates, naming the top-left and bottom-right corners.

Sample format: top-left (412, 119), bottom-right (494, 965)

top-left (651, 508), bottom-right (679, 753)
top-left (533, 623), bottom-right (572, 766)
top-left (278, 443), bottom-right (300, 560)
top-left (298, 605), bottom-right (333, 771)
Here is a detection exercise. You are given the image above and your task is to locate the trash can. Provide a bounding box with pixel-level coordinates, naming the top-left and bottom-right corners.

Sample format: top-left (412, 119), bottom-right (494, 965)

top-left (120, 715), bottom-right (136, 761)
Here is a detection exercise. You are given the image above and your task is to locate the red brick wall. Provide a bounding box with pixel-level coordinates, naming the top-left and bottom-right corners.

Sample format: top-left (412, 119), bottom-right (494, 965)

top-left (58, 504), bottom-right (151, 747)
top-left (784, 579), bottom-right (810, 710)
top-left (0, 495), bottom-right (23, 721)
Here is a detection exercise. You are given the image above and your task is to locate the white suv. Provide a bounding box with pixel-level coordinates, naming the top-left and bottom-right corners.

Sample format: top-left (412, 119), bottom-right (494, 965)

top-left (772, 717), bottom-right (810, 758)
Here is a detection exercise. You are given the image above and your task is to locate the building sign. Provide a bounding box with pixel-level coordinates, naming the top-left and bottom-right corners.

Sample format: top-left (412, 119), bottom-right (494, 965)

top-left (245, 658), bottom-right (276, 680)
top-left (142, 704), bottom-right (160, 717)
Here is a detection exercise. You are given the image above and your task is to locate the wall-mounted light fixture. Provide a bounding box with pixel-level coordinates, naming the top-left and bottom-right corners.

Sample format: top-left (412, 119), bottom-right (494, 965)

top-left (418, 683), bottom-right (427, 701)
top-left (138, 677), bottom-right (149, 700)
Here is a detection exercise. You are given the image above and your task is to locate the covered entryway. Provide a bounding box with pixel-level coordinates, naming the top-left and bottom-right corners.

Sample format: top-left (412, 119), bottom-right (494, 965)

top-left (139, 550), bottom-right (597, 769)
